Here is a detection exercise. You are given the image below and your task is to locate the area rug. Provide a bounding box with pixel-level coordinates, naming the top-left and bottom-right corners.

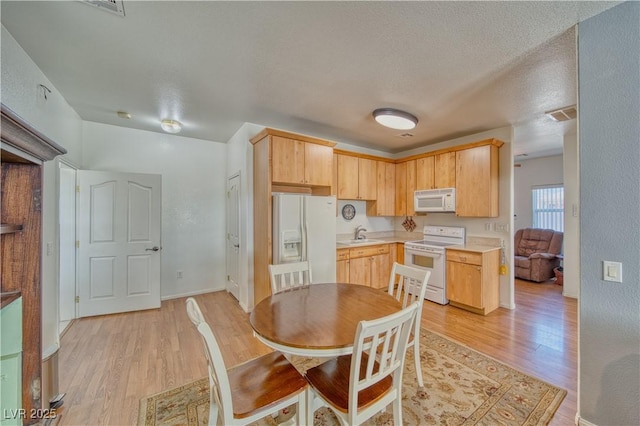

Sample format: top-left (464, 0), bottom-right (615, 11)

top-left (138, 329), bottom-right (566, 425)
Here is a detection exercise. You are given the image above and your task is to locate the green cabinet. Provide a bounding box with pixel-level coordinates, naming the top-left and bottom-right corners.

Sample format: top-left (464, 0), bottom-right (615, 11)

top-left (1, 297), bottom-right (22, 426)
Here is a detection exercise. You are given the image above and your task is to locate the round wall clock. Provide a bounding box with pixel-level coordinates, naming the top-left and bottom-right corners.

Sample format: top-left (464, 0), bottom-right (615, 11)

top-left (341, 204), bottom-right (356, 221)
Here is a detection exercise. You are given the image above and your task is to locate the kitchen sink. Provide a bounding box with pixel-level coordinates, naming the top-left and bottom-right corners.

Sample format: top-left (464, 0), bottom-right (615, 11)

top-left (337, 239), bottom-right (384, 246)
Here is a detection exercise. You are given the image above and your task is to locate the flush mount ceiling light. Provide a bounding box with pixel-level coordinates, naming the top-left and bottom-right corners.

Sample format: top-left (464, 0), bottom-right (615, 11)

top-left (160, 119), bottom-right (182, 134)
top-left (372, 108), bottom-right (418, 130)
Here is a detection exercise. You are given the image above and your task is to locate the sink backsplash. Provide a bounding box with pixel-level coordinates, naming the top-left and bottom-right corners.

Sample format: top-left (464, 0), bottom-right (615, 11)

top-left (466, 235), bottom-right (502, 247)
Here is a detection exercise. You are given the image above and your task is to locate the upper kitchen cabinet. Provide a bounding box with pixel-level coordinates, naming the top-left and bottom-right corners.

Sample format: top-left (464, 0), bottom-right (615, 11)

top-left (415, 152), bottom-right (456, 190)
top-left (395, 160), bottom-right (416, 216)
top-left (271, 135), bottom-right (333, 187)
top-left (367, 160), bottom-right (395, 216)
top-left (336, 153), bottom-right (377, 200)
top-left (455, 142), bottom-right (502, 217)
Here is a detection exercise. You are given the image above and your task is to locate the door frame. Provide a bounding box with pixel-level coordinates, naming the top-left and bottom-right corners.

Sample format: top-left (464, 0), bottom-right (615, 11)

top-left (226, 172), bottom-right (241, 301)
top-left (57, 158), bottom-right (78, 335)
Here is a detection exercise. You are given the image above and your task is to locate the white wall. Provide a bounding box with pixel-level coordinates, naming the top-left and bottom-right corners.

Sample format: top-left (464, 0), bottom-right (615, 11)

top-left (1, 25), bottom-right (83, 357)
top-left (336, 200), bottom-right (394, 237)
top-left (513, 155), bottom-right (564, 229)
top-left (578, 3), bottom-right (640, 424)
top-left (82, 122), bottom-right (227, 299)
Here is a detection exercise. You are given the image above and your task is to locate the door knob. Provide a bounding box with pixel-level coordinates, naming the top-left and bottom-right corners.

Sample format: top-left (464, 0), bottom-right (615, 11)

top-left (145, 246), bottom-right (161, 252)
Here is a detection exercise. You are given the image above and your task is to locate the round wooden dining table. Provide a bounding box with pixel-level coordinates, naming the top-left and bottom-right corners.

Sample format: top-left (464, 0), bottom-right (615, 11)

top-left (249, 283), bottom-right (402, 357)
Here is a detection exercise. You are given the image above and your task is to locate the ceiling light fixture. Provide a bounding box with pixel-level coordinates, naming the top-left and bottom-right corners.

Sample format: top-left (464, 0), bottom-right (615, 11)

top-left (372, 108), bottom-right (418, 130)
top-left (160, 119), bottom-right (182, 134)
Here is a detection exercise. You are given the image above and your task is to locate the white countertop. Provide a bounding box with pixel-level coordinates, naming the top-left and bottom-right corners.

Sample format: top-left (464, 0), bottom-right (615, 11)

top-left (447, 244), bottom-right (501, 253)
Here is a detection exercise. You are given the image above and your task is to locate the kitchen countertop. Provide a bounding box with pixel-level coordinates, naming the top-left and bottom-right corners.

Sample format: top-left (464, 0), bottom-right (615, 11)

top-left (335, 234), bottom-right (419, 249)
top-left (447, 244), bottom-right (501, 253)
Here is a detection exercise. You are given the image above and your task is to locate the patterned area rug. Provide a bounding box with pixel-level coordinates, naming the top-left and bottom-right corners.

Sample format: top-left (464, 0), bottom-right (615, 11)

top-left (139, 329), bottom-right (566, 425)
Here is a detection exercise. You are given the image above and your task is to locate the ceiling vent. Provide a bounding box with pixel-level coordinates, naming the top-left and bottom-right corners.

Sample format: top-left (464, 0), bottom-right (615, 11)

top-left (545, 105), bottom-right (577, 122)
top-left (81, 0), bottom-right (125, 17)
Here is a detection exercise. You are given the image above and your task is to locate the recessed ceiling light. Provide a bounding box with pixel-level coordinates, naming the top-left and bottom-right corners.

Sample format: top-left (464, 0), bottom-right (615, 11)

top-left (372, 108), bottom-right (418, 130)
top-left (117, 111), bottom-right (131, 119)
top-left (160, 119), bottom-right (182, 134)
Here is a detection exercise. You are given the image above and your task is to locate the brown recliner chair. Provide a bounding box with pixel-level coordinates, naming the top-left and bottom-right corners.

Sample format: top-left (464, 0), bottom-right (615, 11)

top-left (514, 228), bottom-right (563, 282)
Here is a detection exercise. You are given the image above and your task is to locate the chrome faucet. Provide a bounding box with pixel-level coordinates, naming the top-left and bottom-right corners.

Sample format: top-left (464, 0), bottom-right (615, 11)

top-left (354, 225), bottom-right (367, 240)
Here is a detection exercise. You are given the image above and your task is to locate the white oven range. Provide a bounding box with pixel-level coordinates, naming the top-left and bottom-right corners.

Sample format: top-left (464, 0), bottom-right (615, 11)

top-left (404, 225), bottom-right (465, 305)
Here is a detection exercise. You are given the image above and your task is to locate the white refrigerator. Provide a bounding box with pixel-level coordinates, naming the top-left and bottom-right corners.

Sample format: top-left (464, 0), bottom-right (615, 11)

top-left (272, 194), bottom-right (336, 283)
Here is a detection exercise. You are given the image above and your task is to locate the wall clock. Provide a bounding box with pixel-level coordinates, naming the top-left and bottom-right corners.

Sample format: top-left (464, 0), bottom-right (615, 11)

top-left (341, 204), bottom-right (356, 221)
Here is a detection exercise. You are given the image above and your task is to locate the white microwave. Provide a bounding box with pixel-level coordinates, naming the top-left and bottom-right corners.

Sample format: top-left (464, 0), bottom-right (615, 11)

top-left (414, 188), bottom-right (456, 212)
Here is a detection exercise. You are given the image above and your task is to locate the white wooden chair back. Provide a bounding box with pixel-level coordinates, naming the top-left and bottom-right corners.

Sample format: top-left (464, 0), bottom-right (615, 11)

top-left (387, 262), bottom-right (431, 387)
top-left (348, 302), bottom-right (419, 424)
top-left (268, 261), bottom-right (312, 294)
top-left (185, 297), bottom-right (233, 425)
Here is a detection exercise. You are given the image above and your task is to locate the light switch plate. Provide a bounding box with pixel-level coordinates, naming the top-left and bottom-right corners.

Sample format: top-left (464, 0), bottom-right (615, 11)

top-left (603, 261), bottom-right (622, 282)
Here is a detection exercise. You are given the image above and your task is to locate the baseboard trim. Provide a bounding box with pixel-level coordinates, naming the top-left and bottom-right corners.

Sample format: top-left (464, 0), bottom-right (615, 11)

top-left (161, 287), bottom-right (223, 301)
top-left (577, 415), bottom-right (597, 426)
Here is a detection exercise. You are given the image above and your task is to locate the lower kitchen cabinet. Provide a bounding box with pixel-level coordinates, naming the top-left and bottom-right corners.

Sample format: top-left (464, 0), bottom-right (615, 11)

top-left (446, 248), bottom-right (500, 315)
top-left (336, 248), bottom-right (350, 283)
top-left (336, 244), bottom-right (392, 289)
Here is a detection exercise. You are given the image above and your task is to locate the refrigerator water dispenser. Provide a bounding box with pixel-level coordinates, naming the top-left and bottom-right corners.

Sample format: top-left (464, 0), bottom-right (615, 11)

top-left (280, 229), bottom-right (302, 262)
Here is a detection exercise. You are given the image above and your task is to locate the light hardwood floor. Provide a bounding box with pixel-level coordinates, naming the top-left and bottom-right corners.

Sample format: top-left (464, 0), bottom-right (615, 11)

top-left (55, 278), bottom-right (576, 425)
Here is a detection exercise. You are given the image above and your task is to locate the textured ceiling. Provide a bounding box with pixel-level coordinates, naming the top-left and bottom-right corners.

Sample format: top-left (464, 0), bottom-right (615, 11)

top-left (0, 1), bottom-right (620, 156)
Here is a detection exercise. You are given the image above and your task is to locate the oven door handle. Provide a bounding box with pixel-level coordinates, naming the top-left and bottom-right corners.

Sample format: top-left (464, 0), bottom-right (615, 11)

top-left (406, 249), bottom-right (443, 257)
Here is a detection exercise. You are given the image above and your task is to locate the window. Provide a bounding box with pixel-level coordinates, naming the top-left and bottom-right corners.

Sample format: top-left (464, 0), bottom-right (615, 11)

top-left (532, 185), bottom-right (564, 232)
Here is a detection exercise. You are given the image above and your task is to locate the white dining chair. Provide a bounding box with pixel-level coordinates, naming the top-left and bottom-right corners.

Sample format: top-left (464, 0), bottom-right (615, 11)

top-left (185, 297), bottom-right (307, 426)
top-left (268, 261), bottom-right (312, 294)
top-left (304, 302), bottom-right (419, 426)
top-left (387, 262), bottom-right (431, 387)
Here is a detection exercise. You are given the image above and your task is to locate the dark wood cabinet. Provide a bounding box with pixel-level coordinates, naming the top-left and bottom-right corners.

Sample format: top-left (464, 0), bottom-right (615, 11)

top-left (1, 104), bottom-right (66, 424)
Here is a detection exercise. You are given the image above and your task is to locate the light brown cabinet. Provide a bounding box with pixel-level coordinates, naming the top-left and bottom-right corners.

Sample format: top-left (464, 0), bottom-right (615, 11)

top-left (271, 135), bottom-right (333, 187)
top-left (367, 160), bottom-right (395, 216)
top-left (395, 160), bottom-right (416, 216)
top-left (337, 244), bottom-right (392, 289)
top-left (416, 152), bottom-right (456, 190)
top-left (455, 144), bottom-right (500, 217)
top-left (446, 248), bottom-right (500, 315)
top-left (1, 104), bottom-right (66, 424)
top-left (336, 154), bottom-right (377, 200)
top-left (336, 248), bottom-right (350, 283)
top-left (435, 152), bottom-right (456, 188)
top-left (252, 128), bottom-right (335, 306)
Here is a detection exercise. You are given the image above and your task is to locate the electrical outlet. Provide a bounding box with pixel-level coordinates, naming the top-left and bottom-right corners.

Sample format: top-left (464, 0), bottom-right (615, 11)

top-left (495, 223), bottom-right (509, 232)
top-left (177, 270), bottom-right (184, 279)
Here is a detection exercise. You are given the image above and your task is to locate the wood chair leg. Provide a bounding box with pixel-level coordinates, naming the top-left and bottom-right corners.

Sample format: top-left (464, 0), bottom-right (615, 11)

top-left (414, 336), bottom-right (424, 387)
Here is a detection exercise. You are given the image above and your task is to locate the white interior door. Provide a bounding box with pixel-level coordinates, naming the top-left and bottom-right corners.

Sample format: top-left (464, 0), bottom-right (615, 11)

top-left (58, 161), bottom-right (77, 329)
top-left (226, 173), bottom-right (240, 300)
top-left (77, 170), bottom-right (161, 317)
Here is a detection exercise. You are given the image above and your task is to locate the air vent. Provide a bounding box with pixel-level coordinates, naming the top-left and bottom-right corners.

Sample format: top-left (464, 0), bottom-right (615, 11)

top-left (397, 132), bottom-right (414, 138)
top-left (81, 0), bottom-right (125, 17)
top-left (545, 105), bottom-right (577, 122)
